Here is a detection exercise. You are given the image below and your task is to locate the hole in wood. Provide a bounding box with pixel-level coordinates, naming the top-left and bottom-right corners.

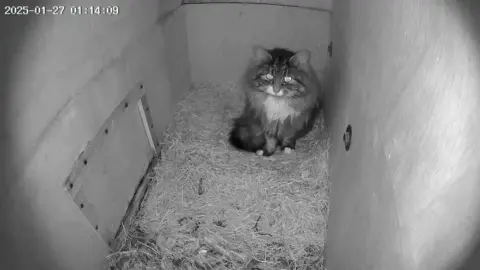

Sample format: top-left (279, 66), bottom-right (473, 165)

top-left (83, 159), bottom-right (88, 165)
top-left (69, 183), bottom-right (73, 189)
top-left (328, 41), bottom-right (333, 57)
top-left (80, 203), bottom-right (84, 209)
top-left (150, 124), bottom-right (154, 129)
top-left (104, 128), bottom-right (108, 135)
top-left (108, 241), bottom-right (112, 246)
top-left (124, 102), bottom-right (129, 108)
top-left (140, 84), bottom-right (144, 89)
top-left (145, 107), bottom-right (149, 112)
top-left (343, 125), bottom-right (352, 151)
top-left (95, 225), bottom-right (98, 230)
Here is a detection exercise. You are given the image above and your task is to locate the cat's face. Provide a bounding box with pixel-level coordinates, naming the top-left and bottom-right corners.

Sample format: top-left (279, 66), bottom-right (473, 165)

top-left (249, 46), bottom-right (311, 99)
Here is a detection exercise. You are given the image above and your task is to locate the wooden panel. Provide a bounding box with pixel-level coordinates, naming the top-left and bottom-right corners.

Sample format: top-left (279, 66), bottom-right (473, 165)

top-left (138, 94), bottom-right (161, 154)
top-left (65, 84), bottom-right (154, 245)
top-left (185, 4), bottom-right (330, 82)
top-left (182, 0), bottom-right (332, 11)
top-left (324, 0), bottom-right (480, 270)
top-left (1, 5), bottom-right (168, 269)
top-left (25, 23), bottom-right (167, 190)
top-left (112, 158), bottom-right (161, 250)
top-left (161, 7), bottom-right (193, 102)
top-left (10, 0), bottom-right (161, 173)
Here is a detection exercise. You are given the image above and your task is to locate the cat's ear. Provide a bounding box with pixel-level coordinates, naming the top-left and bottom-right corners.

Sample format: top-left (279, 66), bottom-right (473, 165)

top-left (252, 45), bottom-right (272, 62)
top-left (289, 50), bottom-right (311, 66)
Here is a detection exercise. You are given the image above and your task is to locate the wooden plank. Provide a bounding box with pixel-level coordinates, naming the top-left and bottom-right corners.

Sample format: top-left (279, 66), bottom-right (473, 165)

top-left (12, 0), bottom-right (161, 173)
top-left (27, 22), bottom-right (167, 191)
top-left (160, 7), bottom-right (193, 103)
top-left (112, 157), bottom-right (161, 251)
top-left (185, 4), bottom-right (331, 82)
top-left (64, 83), bottom-right (145, 195)
top-left (139, 94), bottom-right (162, 154)
top-left (3, 2), bottom-right (167, 269)
top-left (182, 0), bottom-right (333, 11)
top-left (64, 84), bottom-right (154, 245)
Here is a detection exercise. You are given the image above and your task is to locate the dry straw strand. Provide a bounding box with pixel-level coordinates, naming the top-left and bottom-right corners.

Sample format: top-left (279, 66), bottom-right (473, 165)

top-left (110, 82), bottom-right (330, 270)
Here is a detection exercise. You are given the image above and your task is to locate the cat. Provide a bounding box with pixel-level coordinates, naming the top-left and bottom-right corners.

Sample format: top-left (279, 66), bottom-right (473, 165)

top-left (229, 46), bottom-right (323, 156)
top-left (228, 108), bottom-right (266, 153)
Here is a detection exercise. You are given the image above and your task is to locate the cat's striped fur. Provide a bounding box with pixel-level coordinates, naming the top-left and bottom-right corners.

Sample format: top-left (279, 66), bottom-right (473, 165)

top-left (229, 46), bottom-right (322, 156)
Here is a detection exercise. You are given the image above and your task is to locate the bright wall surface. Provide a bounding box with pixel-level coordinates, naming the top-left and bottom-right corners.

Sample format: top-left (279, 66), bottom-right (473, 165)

top-left (324, 0), bottom-right (480, 269)
top-left (7, 1), bottom-right (480, 269)
top-left (184, 3), bottom-right (331, 83)
top-left (0, 0), bottom-right (190, 269)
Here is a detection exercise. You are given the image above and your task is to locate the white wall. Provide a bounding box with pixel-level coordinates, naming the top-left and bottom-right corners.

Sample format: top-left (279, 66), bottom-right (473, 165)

top-left (325, 0), bottom-right (480, 269)
top-left (1, 1), bottom-right (331, 268)
top-left (185, 3), bottom-right (331, 83)
top-left (0, 0), bottom-right (190, 269)
top-left (8, 1), bottom-right (478, 269)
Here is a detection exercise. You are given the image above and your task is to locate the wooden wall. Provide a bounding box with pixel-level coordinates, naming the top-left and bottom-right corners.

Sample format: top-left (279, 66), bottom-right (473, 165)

top-left (0, 0), bottom-right (190, 269)
top-left (324, 0), bottom-right (480, 269)
top-left (0, 1), bottom-right (332, 269)
top-left (184, 1), bottom-right (332, 83)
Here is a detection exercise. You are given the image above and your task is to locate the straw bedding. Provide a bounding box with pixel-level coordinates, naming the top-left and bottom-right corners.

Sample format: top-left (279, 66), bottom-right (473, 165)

top-left (109, 82), bottom-right (330, 270)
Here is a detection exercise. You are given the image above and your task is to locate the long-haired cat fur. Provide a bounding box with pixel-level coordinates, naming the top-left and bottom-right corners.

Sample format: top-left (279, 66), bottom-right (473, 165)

top-left (229, 46), bottom-right (323, 156)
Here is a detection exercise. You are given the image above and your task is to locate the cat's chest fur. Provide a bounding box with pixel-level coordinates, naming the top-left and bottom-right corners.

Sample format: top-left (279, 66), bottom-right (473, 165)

top-left (262, 96), bottom-right (300, 122)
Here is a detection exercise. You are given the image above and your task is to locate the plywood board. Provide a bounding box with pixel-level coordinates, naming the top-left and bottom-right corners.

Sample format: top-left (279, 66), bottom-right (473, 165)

top-left (160, 7), bottom-right (192, 102)
top-left (324, 0), bottom-right (480, 270)
top-left (11, 0), bottom-right (161, 172)
top-left (112, 157), bottom-right (161, 251)
top-left (185, 4), bottom-right (330, 82)
top-left (65, 84), bottom-right (154, 245)
top-left (2, 2), bottom-right (168, 269)
top-left (138, 95), bottom-right (161, 153)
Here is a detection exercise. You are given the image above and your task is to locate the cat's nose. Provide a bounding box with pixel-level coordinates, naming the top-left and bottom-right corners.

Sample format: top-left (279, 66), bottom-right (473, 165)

top-left (273, 81), bottom-right (282, 93)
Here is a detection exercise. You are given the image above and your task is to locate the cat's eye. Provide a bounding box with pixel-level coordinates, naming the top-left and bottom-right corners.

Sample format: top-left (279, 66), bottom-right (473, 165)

top-left (284, 76), bottom-right (292, 82)
top-left (264, 74), bottom-right (274, 80)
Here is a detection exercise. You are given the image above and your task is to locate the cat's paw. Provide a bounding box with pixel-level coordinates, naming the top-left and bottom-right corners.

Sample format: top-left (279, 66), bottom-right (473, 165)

top-left (283, 147), bottom-right (294, 154)
top-left (256, 149), bottom-right (275, 157)
top-left (255, 150), bottom-right (264, 156)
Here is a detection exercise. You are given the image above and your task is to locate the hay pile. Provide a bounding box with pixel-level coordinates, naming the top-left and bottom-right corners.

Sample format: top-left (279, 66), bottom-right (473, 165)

top-left (109, 82), bottom-right (330, 270)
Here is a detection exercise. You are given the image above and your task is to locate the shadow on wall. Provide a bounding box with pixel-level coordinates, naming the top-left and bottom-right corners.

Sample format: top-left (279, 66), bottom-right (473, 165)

top-left (0, 0), bottom-right (58, 268)
top-left (454, 1), bottom-right (480, 269)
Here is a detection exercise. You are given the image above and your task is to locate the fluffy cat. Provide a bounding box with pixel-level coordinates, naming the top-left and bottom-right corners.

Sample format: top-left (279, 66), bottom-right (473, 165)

top-left (229, 46), bottom-right (323, 156)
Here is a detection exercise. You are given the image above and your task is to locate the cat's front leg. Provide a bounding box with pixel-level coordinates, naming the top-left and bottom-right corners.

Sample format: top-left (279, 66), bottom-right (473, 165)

top-left (280, 137), bottom-right (296, 154)
top-left (256, 135), bottom-right (277, 156)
